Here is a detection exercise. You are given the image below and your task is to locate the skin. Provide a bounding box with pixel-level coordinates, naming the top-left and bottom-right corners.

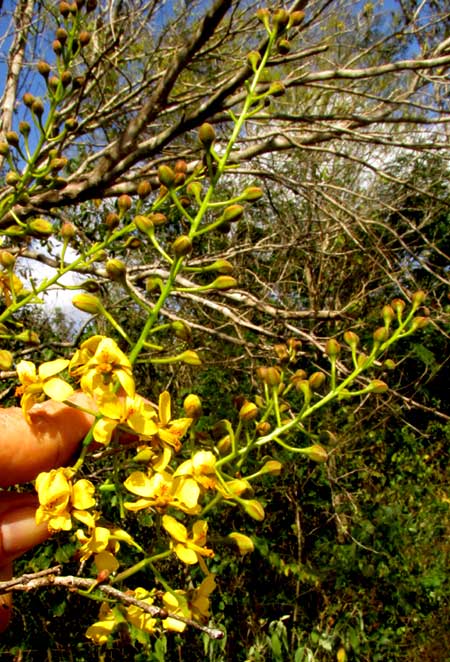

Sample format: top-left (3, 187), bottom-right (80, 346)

top-left (0, 394), bottom-right (94, 632)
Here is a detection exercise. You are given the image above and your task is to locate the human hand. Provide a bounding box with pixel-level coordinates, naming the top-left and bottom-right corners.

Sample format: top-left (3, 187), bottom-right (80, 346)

top-left (0, 394), bottom-right (94, 632)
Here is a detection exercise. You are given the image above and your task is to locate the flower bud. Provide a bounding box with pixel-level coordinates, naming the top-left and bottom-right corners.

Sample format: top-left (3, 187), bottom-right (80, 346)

top-left (81, 279), bottom-right (100, 293)
top-left (50, 157), bottom-right (68, 172)
top-left (61, 70), bottom-right (72, 87)
top-left (296, 379), bottom-right (311, 401)
top-left (72, 293), bottom-right (102, 314)
top-left (19, 121), bottom-right (31, 137)
top-left (228, 532), bottom-right (254, 555)
top-left (411, 316), bottom-right (429, 330)
top-left (22, 92), bottom-right (35, 107)
top-left (273, 8), bottom-right (289, 28)
top-left (277, 38), bottom-right (291, 54)
top-left (242, 186), bottom-right (263, 202)
top-left (261, 460), bottom-right (282, 476)
top-left (383, 358), bottom-right (396, 370)
top-left (309, 371), bottom-right (326, 390)
top-left (0, 250), bottom-right (15, 268)
top-left (137, 180), bottom-right (152, 198)
top-left (290, 369), bottom-right (307, 387)
top-left (325, 338), bottom-right (340, 357)
top-left (158, 164), bottom-right (176, 188)
top-left (79, 31), bottom-right (91, 46)
top-left (373, 327), bottom-right (389, 343)
top-left (268, 81), bottom-right (285, 97)
top-left (104, 212), bottom-right (119, 230)
top-left (37, 60), bottom-right (51, 78)
top-left (382, 305), bottom-right (395, 325)
top-left (5, 172), bottom-right (20, 187)
top-left (145, 277), bottom-right (162, 293)
top-left (6, 131), bottom-right (19, 147)
top-left (106, 258), bottom-right (126, 281)
top-left (183, 394), bottom-right (202, 418)
top-left (239, 401), bottom-right (259, 421)
top-left (60, 221), bottom-right (76, 239)
top-left (216, 435), bottom-right (231, 455)
top-left (369, 379), bottom-right (388, 393)
top-left (16, 330), bottom-right (40, 344)
top-left (0, 143), bottom-right (9, 156)
top-left (149, 212), bottom-right (167, 226)
top-left (117, 194), bottom-right (132, 212)
top-left (174, 172), bottom-right (186, 186)
top-left (289, 10), bottom-right (305, 26)
top-left (256, 421), bottom-right (271, 436)
top-left (56, 28), bottom-right (68, 44)
top-left (343, 331), bottom-right (359, 348)
top-left (171, 320), bottom-right (191, 341)
top-left (209, 276), bottom-right (237, 290)
top-left (0, 349), bottom-right (13, 370)
top-left (171, 235), bottom-right (193, 257)
top-left (28, 218), bottom-right (53, 236)
top-left (274, 344), bottom-right (289, 362)
top-left (187, 181), bottom-right (202, 200)
top-left (391, 298), bottom-right (405, 315)
top-left (175, 159), bottom-right (187, 173)
top-left (198, 123), bottom-right (216, 147)
top-left (247, 50), bottom-right (262, 71)
top-left (65, 117), bottom-right (78, 131)
top-left (210, 259), bottom-right (233, 274)
top-left (301, 444), bottom-right (328, 463)
top-left (177, 350), bottom-right (202, 365)
top-left (242, 499), bottom-right (265, 521)
top-left (32, 98), bottom-right (45, 116)
top-left (257, 366), bottom-right (281, 386)
top-left (52, 39), bottom-right (63, 55)
top-left (134, 214), bottom-right (153, 234)
top-left (59, 1), bottom-right (71, 16)
top-left (411, 290), bottom-right (426, 307)
top-left (222, 204), bottom-right (244, 223)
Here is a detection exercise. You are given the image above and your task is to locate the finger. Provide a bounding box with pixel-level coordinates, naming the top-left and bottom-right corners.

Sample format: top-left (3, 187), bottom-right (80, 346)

top-left (0, 562), bottom-right (13, 633)
top-left (0, 393), bottom-right (95, 488)
top-left (0, 494), bottom-right (49, 566)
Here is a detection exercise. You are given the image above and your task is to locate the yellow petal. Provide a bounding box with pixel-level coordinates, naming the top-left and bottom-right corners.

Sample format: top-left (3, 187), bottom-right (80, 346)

top-left (158, 391), bottom-right (171, 426)
top-left (123, 471), bottom-right (154, 497)
top-left (86, 616), bottom-right (116, 644)
top-left (175, 477), bottom-right (200, 510)
top-left (115, 368), bottom-right (135, 397)
top-left (73, 509), bottom-right (96, 528)
top-left (174, 543), bottom-right (198, 565)
top-left (38, 358), bottom-right (69, 379)
top-left (95, 551), bottom-right (120, 573)
top-left (42, 377), bottom-right (74, 402)
top-left (162, 514), bottom-right (187, 542)
top-left (93, 418), bottom-right (118, 445)
top-left (72, 479), bottom-right (96, 509)
top-left (16, 360), bottom-right (37, 384)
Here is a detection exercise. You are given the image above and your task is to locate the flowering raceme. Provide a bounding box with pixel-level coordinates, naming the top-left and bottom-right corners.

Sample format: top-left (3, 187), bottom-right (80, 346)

top-left (35, 467), bottom-right (96, 532)
top-left (124, 470), bottom-right (201, 515)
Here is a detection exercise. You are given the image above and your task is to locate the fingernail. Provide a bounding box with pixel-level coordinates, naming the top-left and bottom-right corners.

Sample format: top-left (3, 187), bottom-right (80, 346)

top-left (1, 506), bottom-right (49, 554)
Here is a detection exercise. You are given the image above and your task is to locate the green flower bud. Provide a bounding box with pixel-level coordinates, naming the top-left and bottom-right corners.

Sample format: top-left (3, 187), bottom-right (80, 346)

top-left (411, 316), bottom-right (429, 330)
top-left (28, 218), bottom-right (53, 236)
top-left (239, 401), bottom-right (259, 421)
top-left (325, 338), bottom-right (340, 357)
top-left (309, 371), bottom-right (326, 390)
top-left (0, 350), bottom-right (14, 370)
top-left (158, 164), bottom-right (176, 188)
top-left (268, 81), bottom-right (285, 97)
top-left (242, 499), bottom-right (265, 521)
top-left (260, 460), bottom-right (283, 476)
top-left (222, 204), bottom-right (244, 223)
top-left (289, 10), bottom-right (305, 26)
top-left (5, 172), bottom-right (20, 187)
top-left (0, 143), bottom-right (10, 156)
top-left (210, 259), bottom-right (233, 274)
top-left (171, 235), bottom-right (193, 257)
top-left (177, 350), bottom-right (202, 365)
top-left (137, 180), bottom-right (152, 198)
top-left (300, 444), bottom-right (328, 463)
top-left (391, 298), bottom-right (405, 315)
top-left (277, 38), bottom-right (291, 54)
top-left (183, 394), bottom-right (202, 418)
top-left (198, 122), bottom-right (216, 147)
top-left (228, 532), bottom-right (254, 555)
top-left (145, 277), bottom-right (162, 293)
top-left (134, 214), bottom-right (153, 234)
top-left (72, 292), bottom-right (102, 314)
top-left (373, 327), bottom-right (389, 343)
top-left (247, 50), bottom-right (262, 71)
top-left (369, 379), bottom-right (389, 393)
top-left (411, 290), bottom-right (426, 308)
top-left (209, 276), bottom-right (237, 290)
top-left (343, 331), bottom-right (359, 348)
top-left (106, 258), bottom-right (126, 281)
top-left (171, 320), bottom-right (191, 341)
top-left (15, 330), bottom-right (40, 344)
top-left (0, 250), bottom-right (16, 268)
top-left (383, 359), bottom-right (396, 370)
top-left (273, 8), bottom-right (290, 28)
top-left (241, 186), bottom-right (263, 202)
top-left (186, 181), bottom-right (202, 200)
top-left (382, 305), bottom-right (395, 325)
top-left (19, 121), bottom-right (31, 136)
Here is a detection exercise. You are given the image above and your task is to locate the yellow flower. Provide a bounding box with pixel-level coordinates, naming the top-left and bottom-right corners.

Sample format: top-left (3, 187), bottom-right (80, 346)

top-left (125, 588), bottom-right (157, 634)
top-left (189, 573), bottom-right (216, 623)
top-left (162, 514), bottom-right (214, 565)
top-left (124, 470), bottom-right (201, 515)
top-left (173, 450), bottom-right (217, 491)
top-left (162, 590), bottom-right (189, 632)
top-left (86, 603), bottom-right (120, 644)
top-left (92, 391), bottom-right (159, 445)
top-left (15, 358), bottom-right (74, 422)
top-left (156, 391), bottom-right (192, 452)
top-left (70, 336), bottom-right (135, 398)
top-left (162, 574), bottom-right (216, 632)
top-left (35, 467), bottom-right (96, 532)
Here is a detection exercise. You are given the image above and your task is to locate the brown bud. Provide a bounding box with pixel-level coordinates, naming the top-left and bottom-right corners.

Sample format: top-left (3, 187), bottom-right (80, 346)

top-left (37, 60), bottom-right (51, 78)
top-left (174, 172), bottom-right (186, 186)
top-left (256, 421), bottom-right (271, 436)
top-left (258, 366), bottom-right (281, 386)
top-left (137, 180), bottom-right (152, 199)
top-left (158, 165), bottom-right (176, 188)
top-left (239, 401), bottom-right (259, 421)
top-left (50, 157), bottom-right (68, 171)
top-left (86, 0), bottom-right (97, 12)
top-left (309, 371), bottom-right (326, 390)
top-left (61, 70), bottom-right (72, 87)
top-left (277, 38), bottom-right (291, 54)
top-left (52, 40), bottom-right (63, 55)
top-left (149, 212), bottom-right (167, 226)
top-left (273, 8), bottom-right (289, 28)
top-left (117, 194), bottom-right (132, 212)
top-left (32, 98), bottom-right (45, 117)
top-left (411, 316), bottom-right (429, 330)
top-left (134, 215), bottom-right (153, 234)
top-left (325, 338), bottom-right (340, 357)
top-left (106, 258), bottom-right (126, 281)
top-left (104, 212), bottom-right (120, 230)
top-left (175, 159), bottom-right (188, 174)
top-left (289, 10), bottom-right (305, 26)
top-left (171, 235), bottom-right (193, 257)
top-left (6, 131), bottom-right (19, 147)
top-left (19, 121), bottom-right (30, 136)
top-left (22, 92), bottom-right (35, 108)
top-left (56, 28), bottom-right (68, 44)
top-left (0, 143), bottom-right (10, 156)
top-left (391, 298), bottom-right (405, 315)
top-left (198, 123), bottom-right (216, 147)
top-left (65, 117), bottom-right (78, 131)
top-left (373, 327), bottom-right (389, 343)
top-left (5, 172), bottom-right (20, 187)
top-left (48, 76), bottom-right (60, 91)
top-left (343, 331), bottom-right (359, 348)
top-left (59, 1), bottom-right (71, 16)
top-left (60, 221), bottom-right (76, 239)
top-left (79, 31), bottom-right (91, 46)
